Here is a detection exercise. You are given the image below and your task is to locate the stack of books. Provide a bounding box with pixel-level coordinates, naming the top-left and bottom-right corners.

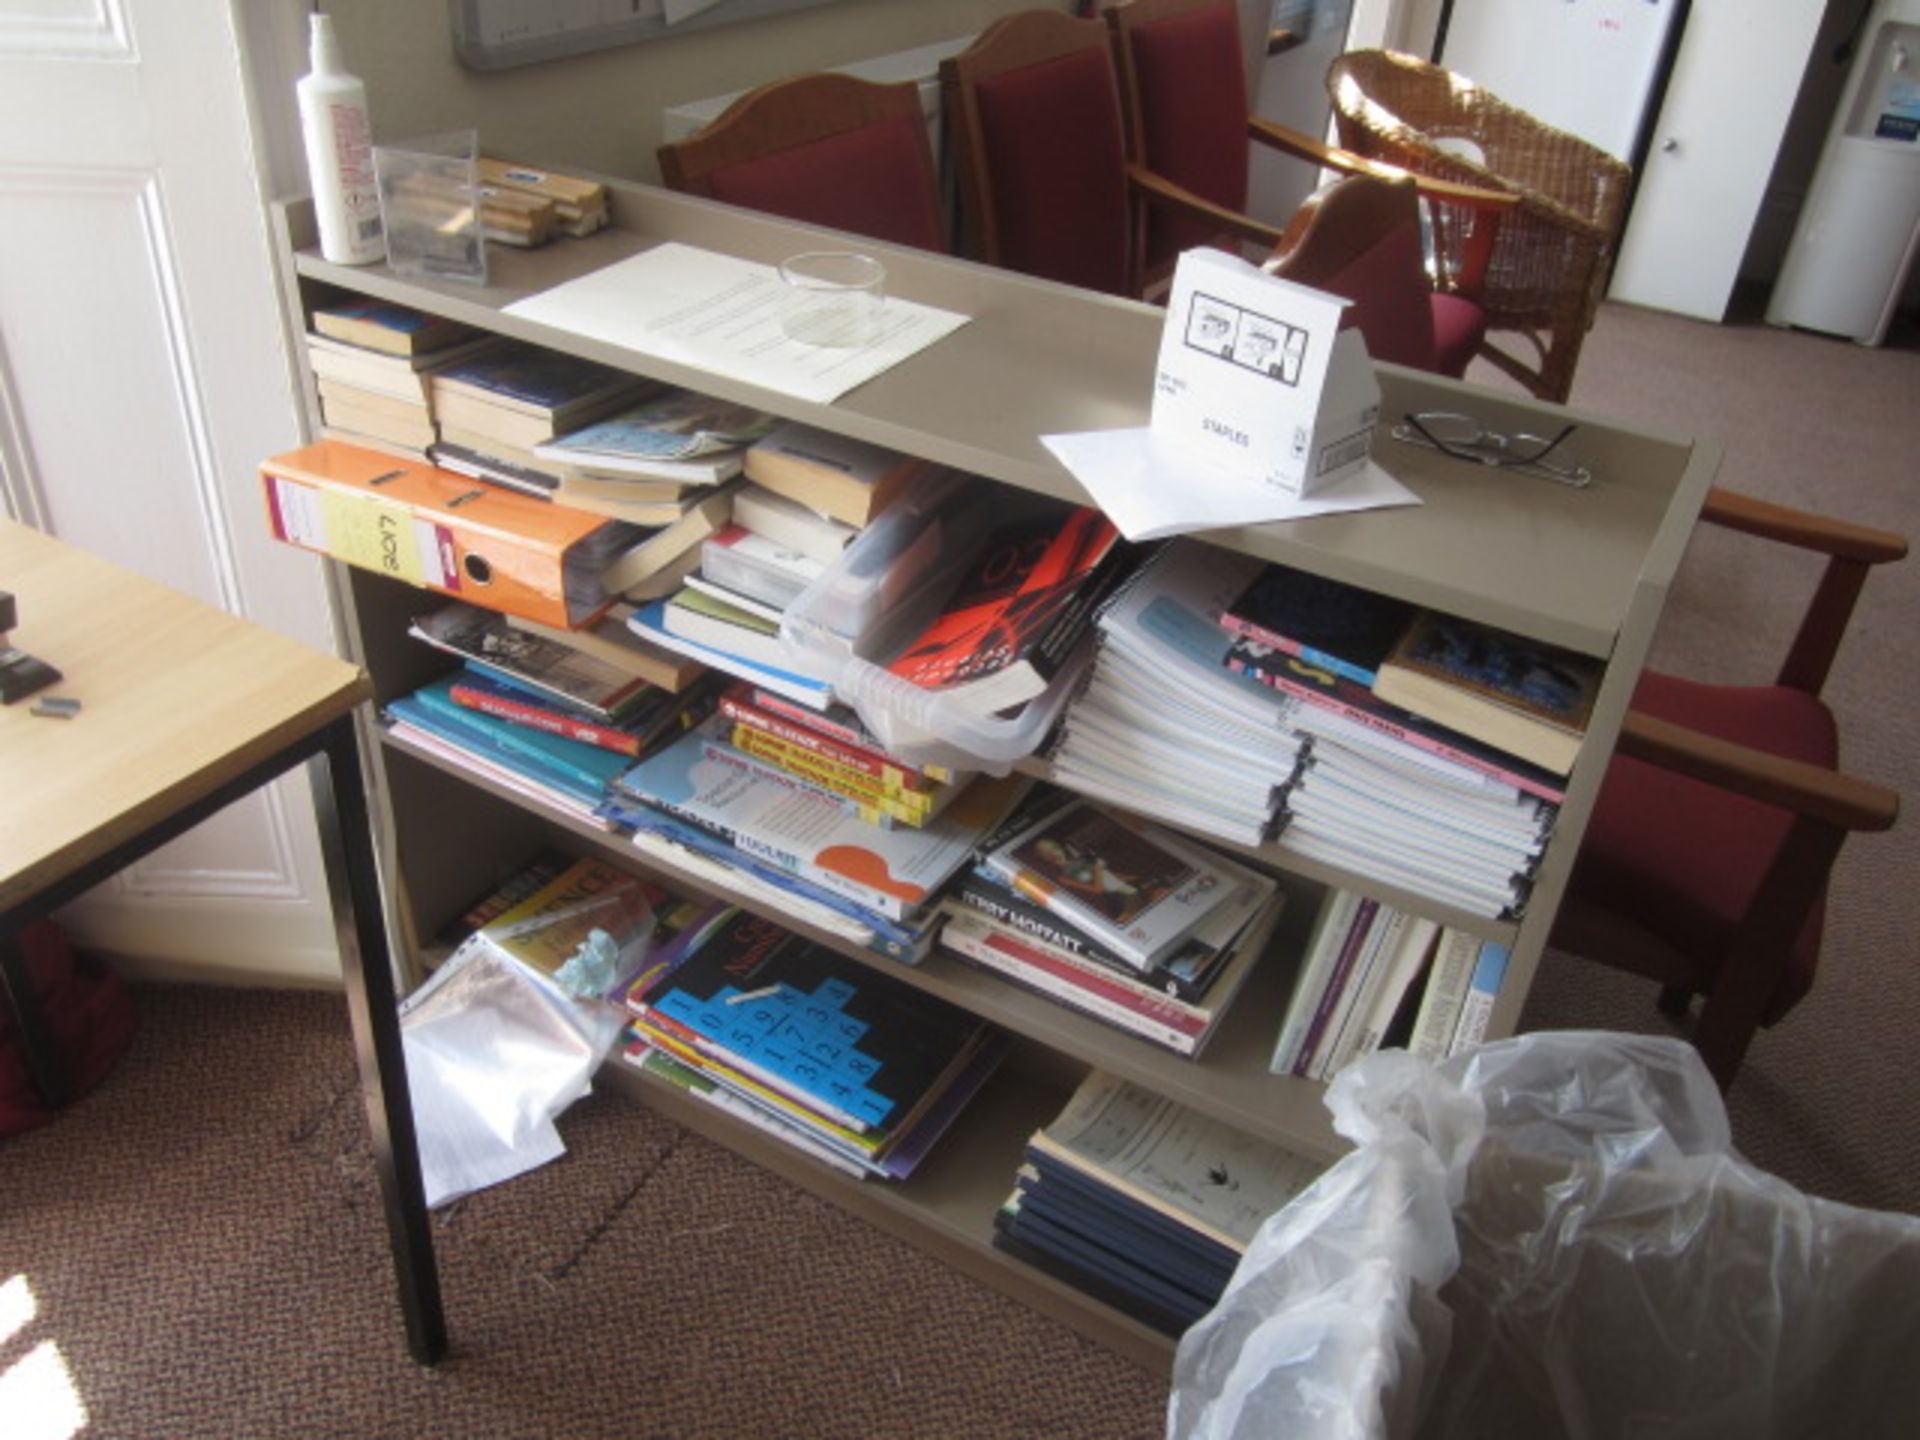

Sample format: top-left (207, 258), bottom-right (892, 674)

top-left (424, 340), bottom-right (648, 498)
top-left (1049, 542), bottom-right (1307, 848)
top-left (711, 682), bottom-right (976, 831)
top-left (622, 430), bottom-right (936, 710)
top-left (1217, 560), bottom-right (1586, 918)
top-left (305, 298), bottom-right (496, 460)
top-left (402, 602), bottom-right (721, 825)
top-left (534, 388), bottom-right (774, 605)
top-left (599, 715), bottom-right (1032, 964)
top-left (937, 792), bottom-right (1285, 1057)
top-left (621, 905), bottom-right (1005, 1181)
top-left (1270, 888), bottom-right (1512, 1078)
top-left (995, 1072), bottom-right (1324, 1334)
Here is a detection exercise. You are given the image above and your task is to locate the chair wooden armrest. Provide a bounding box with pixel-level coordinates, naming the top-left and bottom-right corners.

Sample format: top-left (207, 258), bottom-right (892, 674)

top-left (1700, 487), bottom-right (1909, 564)
top-left (1617, 710), bottom-right (1899, 833)
top-left (1126, 161), bottom-right (1291, 253)
top-left (1698, 487), bottom-right (1908, 694)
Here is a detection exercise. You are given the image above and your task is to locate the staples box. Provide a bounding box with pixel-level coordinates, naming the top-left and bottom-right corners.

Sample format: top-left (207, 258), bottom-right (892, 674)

top-left (1151, 248), bottom-right (1380, 498)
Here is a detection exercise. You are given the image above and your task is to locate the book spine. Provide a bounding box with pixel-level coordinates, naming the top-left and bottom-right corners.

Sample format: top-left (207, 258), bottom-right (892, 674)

top-left (1228, 654), bottom-right (1563, 804)
top-left (950, 871), bottom-right (1205, 1000)
top-left (1447, 942), bottom-right (1513, 1057)
top-left (1217, 613), bottom-right (1376, 689)
top-left (727, 719), bottom-right (933, 810)
top-left (1408, 926), bottom-right (1481, 1060)
top-left (720, 691), bottom-right (932, 790)
top-left (941, 911), bottom-right (1208, 1031)
top-left (938, 924), bottom-right (1199, 1054)
top-left (448, 680), bottom-right (641, 755)
top-left (1292, 897), bottom-right (1379, 1077)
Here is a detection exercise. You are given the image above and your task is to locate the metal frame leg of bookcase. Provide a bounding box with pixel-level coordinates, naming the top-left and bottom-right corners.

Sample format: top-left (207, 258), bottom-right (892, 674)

top-left (311, 715), bottom-right (448, 1366)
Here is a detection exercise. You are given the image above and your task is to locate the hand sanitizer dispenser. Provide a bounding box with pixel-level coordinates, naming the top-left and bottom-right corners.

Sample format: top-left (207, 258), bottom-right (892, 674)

top-left (1767, 0), bottom-right (1920, 344)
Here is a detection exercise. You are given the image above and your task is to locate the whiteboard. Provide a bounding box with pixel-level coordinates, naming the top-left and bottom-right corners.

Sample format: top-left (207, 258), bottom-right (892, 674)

top-left (450, 0), bottom-right (852, 71)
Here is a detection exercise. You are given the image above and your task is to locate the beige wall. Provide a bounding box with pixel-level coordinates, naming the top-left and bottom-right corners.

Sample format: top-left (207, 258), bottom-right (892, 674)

top-left (325, 0), bottom-right (1055, 183)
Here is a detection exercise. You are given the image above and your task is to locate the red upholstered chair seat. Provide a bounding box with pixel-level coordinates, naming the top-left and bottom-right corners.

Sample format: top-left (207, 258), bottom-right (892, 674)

top-left (1574, 671), bottom-right (1838, 1025)
top-left (1430, 293), bottom-right (1490, 378)
top-left (704, 114), bottom-right (946, 253)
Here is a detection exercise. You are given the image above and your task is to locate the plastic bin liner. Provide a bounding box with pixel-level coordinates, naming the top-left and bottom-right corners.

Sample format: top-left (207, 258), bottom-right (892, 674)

top-left (1169, 1031), bottom-right (1920, 1440)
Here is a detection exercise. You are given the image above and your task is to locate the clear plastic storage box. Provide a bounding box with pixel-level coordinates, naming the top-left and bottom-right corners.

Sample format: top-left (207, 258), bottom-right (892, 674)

top-left (778, 470), bottom-right (1091, 774)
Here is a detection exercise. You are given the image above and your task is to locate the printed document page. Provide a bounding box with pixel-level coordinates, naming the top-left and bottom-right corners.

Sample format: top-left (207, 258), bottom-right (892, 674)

top-left (504, 242), bottom-right (970, 405)
top-left (1041, 427), bottom-right (1419, 541)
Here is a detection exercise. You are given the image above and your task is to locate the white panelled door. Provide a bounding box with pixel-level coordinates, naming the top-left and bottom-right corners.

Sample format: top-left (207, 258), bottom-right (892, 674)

top-left (0, 0), bottom-right (342, 982)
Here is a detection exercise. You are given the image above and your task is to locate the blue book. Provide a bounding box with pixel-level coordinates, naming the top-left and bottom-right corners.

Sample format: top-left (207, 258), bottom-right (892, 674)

top-left (389, 679), bottom-right (629, 803)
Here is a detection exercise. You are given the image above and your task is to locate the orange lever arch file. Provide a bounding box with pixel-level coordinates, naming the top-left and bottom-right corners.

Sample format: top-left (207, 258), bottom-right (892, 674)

top-left (261, 440), bottom-right (636, 629)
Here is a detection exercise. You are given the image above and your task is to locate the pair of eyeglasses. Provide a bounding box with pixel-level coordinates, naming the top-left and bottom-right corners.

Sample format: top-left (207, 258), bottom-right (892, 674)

top-left (1389, 411), bottom-right (1593, 487)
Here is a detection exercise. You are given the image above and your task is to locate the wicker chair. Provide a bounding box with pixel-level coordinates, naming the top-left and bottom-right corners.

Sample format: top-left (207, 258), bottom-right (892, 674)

top-left (1326, 48), bottom-right (1633, 403)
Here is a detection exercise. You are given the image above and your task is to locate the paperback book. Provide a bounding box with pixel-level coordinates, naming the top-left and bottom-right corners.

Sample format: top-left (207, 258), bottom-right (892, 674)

top-left (981, 800), bottom-right (1240, 970)
top-left (885, 504), bottom-right (1126, 718)
top-left (1218, 560), bottom-right (1418, 688)
top-left (311, 297), bottom-right (479, 357)
top-left (533, 389), bottom-right (778, 483)
top-left (1372, 612), bottom-right (1603, 777)
top-left (743, 419), bottom-right (934, 528)
top-left (409, 602), bottom-right (657, 719)
top-left (616, 718), bottom-right (1030, 921)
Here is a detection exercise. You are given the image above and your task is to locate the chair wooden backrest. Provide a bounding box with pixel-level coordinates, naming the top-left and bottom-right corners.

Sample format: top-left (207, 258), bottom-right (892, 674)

top-left (656, 71), bottom-right (947, 253)
top-left (1103, 0), bottom-right (1256, 282)
top-left (1326, 48), bottom-right (1632, 403)
top-left (1262, 174), bottom-right (1441, 373)
top-left (940, 8), bottom-right (1136, 295)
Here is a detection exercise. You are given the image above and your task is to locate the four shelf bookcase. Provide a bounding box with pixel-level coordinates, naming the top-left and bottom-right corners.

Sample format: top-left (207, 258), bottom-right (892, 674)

top-left (269, 176), bottom-right (1716, 1372)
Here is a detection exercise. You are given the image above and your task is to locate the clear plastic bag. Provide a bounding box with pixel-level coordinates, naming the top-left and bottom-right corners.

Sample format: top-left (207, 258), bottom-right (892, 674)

top-left (1170, 1031), bottom-right (1920, 1440)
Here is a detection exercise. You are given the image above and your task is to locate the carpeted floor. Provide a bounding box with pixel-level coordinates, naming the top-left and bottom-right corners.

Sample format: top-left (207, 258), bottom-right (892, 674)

top-left (3, 298), bottom-right (1916, 1438)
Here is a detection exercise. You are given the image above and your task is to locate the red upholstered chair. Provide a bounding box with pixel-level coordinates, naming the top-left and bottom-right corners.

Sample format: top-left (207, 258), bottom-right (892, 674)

top-left (1551, 491), bottom-right (1906, 1089)
top-left (940, 7), bottom-right (1291, 298)
top-left (656, 72), bottom-right (948, 253)
top-left (1103, 0), bottom-right (1510, 372)
top-left (1261, 173), bottom-right (1471, 374)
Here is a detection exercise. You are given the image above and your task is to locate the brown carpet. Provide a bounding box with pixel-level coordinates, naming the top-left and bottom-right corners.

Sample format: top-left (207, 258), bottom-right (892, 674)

top-left (3, 299), bottom-right (1915, 1437)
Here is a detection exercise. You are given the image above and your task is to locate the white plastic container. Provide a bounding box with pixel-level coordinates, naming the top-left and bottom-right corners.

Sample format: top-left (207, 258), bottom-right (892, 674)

top-left (780, 471), bottom-right (1093, 775)
top-left (297, 12), bottom-right (384, 266)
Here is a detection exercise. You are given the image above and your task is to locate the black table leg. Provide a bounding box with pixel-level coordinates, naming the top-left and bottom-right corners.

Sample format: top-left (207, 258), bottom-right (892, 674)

top-left (311, 715), bottom-right (448, 1366)
top-left (0, 921), bottom-right (68, 1107)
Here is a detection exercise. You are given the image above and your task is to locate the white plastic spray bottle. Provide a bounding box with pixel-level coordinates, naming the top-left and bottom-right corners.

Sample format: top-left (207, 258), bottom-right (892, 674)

top-left (296, 6), bottom-right (384, 265)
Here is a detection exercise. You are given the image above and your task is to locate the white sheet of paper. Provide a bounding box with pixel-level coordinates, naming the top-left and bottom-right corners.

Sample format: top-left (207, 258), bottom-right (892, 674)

top-left (1041, 427), bottom-right (1419, 541)
top-left (503, 242), bottom-right (971, 405)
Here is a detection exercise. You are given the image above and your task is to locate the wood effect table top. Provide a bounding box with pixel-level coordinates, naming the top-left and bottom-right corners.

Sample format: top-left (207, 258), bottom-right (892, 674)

top-left (1, 520), bottom-right (370, 913)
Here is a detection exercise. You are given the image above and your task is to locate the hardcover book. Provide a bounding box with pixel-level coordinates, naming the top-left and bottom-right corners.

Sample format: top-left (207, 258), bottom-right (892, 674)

top-left (429, 340), bottom-right (648, 419)
top-left (1372, 612), bottom-right (1603, 777)
top-left (743, 419), bottom-right (935, 528)
top-left (1219, 561), bottom-right (1417, 688)
top-left (982, 800), bottom-right (1239, 969)
top-left (885, 505), bottom-right (1125, 717)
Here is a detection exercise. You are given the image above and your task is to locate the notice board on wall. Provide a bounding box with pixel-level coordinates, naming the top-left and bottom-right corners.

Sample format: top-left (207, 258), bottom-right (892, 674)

top-left (451, 0), bottom-right (852, 71)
